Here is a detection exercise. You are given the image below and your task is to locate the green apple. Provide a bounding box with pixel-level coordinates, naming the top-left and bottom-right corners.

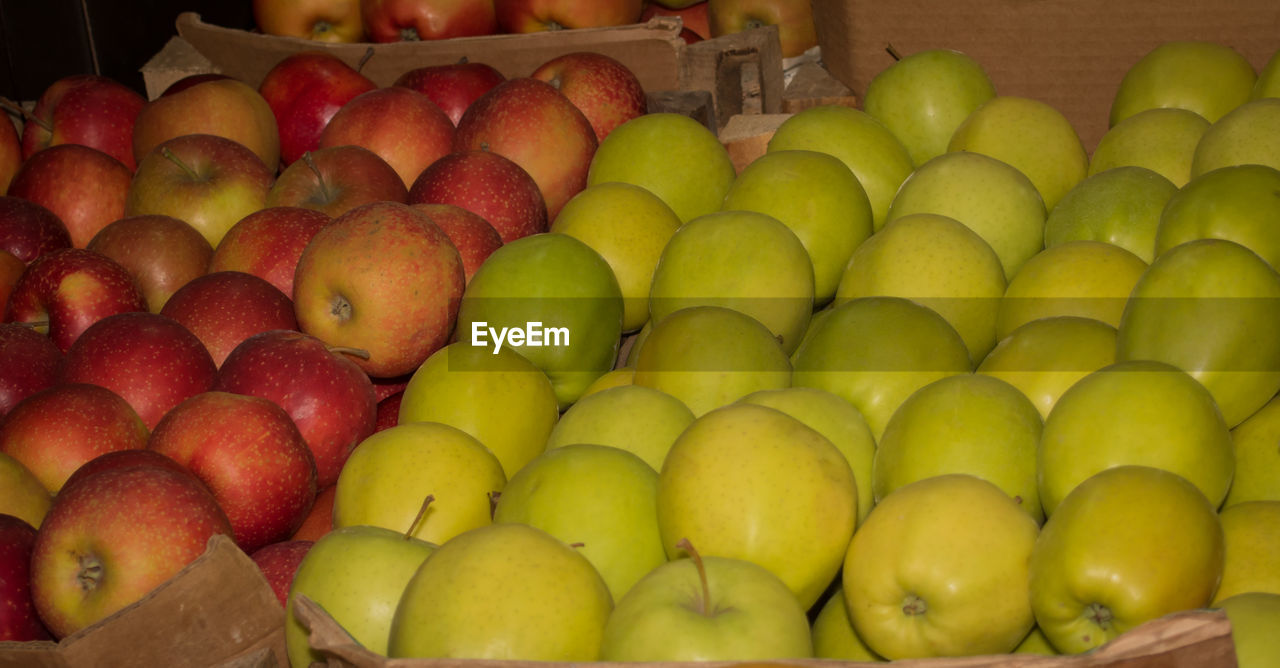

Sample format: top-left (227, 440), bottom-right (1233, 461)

top-left (285, 525), bottom-right (435, 667)
top-left (1037, 360), bottom-right (1234, 516)
top-left (791, 296), bottom-right (972, 440)
top-left (721, 149), bottom-right (873, 304)
top-left (579, 367), bottom-right (634, 398)
top-left (586, 112), bottom-right (737, 224)
top-left (886, 150), bottom-right (1046, 280)
top-left (1029, 465), bottom-right (1224, 654)
top-left (1253, 48), bottom-right (1280, 100)
top-left (948, 95), bottom-right (1089, 212)
top-left (861, 48), bottom-right (996, 167)
top-left (657, 402), bottom-right (857, 610)
top-left (332, 421), bottom-right (506, 546)
top-left (1226, 393), bottom-right (1280, 506)
top-left (388, 522), bottom-right (613, 660)
top-left (836, 212), bottom-right (1006, 364)
top-left (493, 443), bottom-right (664, 602)
top-left (455, 232), bottom-right (623, 408)
top-left (843, 473), bottom-right (1039, 659)
top-left (1191, 98), bottom-right (1280, 176)
top-left (811, 588), bottom-right (883, 661)
top-left (1110, 40), bottom-right (1257, 127)
top-left (398, 342), bottom-right (559, 481)
top-left (1013, 626), bottom-right (1059, 655)
top-left (1156, 163), bottom-right (1280, 268)
top-left (873, 374), bottom-right (1044, 522)
top-left (765, 105), bottom-right (914, 231)
top-left (0, 451), bottom-right (51, 529)
top-left (648, 210), bottom-right (814, 354)
top-left (976, 316), bottom-right (1118, 421)
top-left (1213, 500), bottom-right (1280, 604)
top-left (996, 240), bottom-right (1148, 340)
top-left (1044, 165), bottom-right (1179, 262)
top-left (550, 181), bottom-right (682, 332)
top-left (544, 384), bottom-right (693, 472)
top-left (1117, 237), bottom-right (1280, 427)
top-left (1216, 592), bottom-right (1280, 668)
top-left (1088, 107), bottom-right (1211, 187)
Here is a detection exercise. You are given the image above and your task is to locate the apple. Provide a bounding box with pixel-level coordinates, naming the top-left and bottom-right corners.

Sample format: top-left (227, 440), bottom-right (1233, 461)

top-left (1155, 163), bottom-right (1280, 269)
top-left (1254, 48), bottom-right (1280, 99)
top-left (1043, 165), bottom-right (1178, 264)
top-left (0, 452), bottom-right (52, 530)
top-left (394, 60), bottom-right (507, 126)
top-left (708, 0), bottom-right (816, 58)
top-left (208, 205), bottom-right (330, 297)
top-left (265, 144), bottom-right (408, 218)
top-left (216, 328), bottom-right (377, 489)
top-left (811, 587), bottom-right (881, 660)
top-left (132, 78), bottom-right (281, 174)
top-left (1191, 98), bottom-right (1280, 177)
top-left (249, 539), bottom-right (313, 608)
top-left (0, 114), bottom-right (19, 195)
top-left (0, 514), bottom-right (52, 641)
top-left (454, 77), bottom-right (598, 219)
top-left (374, 390), bottom-right (402, 432)
top-left (531, 51), bottom-right (647, 142)
top-left (495, 0), bottom-right (643, 32)
top-left (1217, 592), bottom-right (1280, 667)
top-left (1087, 107), bottom-right (1211, 188)
top-left (544, 381), bottom-right (693, 473)
top-left (407, 149), bottom-right (547, 243)
top-left (0, 195), bottom-right (72, 262)
top-left (29, 461), bottom-right (233, 638)
top-left (1029, 465), bottom-right (1224, 654)
top-left (253, 0), bottom-right (365, 41)
top-left (410, 203), bottom-right (502, 283)
top-left (4, 247), bottom-right (147, 351)
top-left (362, 0), bottom-right (497, 41)
top-left (58, 448), bottom-right (190, 490)
top-left (0, 321), bottom-right (62, 416)
top-left (1110, 40), bottom-right (1257, 127)
top-left (1213, 500), bottom-right (1280, 605)
top-left (1226, 393), bottom-right (1280, 507)
top-left (977, 316), bottom-right (1118, 421)
top-left (318, 86), bottom-right (456, 189)
top-left (6, 143), bottom-right (132, 248)
top-left (258, 50), bottom-right (377, 167)
top-left (86, 215), bottom-right (214, 313)
top-left (291, 483), bottom-right (336, 542)
top-left (159, 271), bottom-right (298, 368)
top-left (60, 311), bottom-right (218, 430)
top-left (0, 249), bottom-right (21, 308)
top-left (20, 74), bottom-right (146, 170)
top-left (160, 73), bottom-right (235, 97)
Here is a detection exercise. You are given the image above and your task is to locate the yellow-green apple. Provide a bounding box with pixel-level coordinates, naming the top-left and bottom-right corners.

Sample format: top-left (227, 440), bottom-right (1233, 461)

top-left (767, 105), bottom-right (913, 231)
top-left (708, 0), bottom-right (814, 57)
top-left (333, 421), bottom-right (505, 545)
top-left (1213, 500), bottom-right (1280, 603)
top-left (408, 149), bottom-right (547, 243)
top-left (495, 0), bottom-right (643, 32)
top-left (1227, 393), bottom-right (1280, 506)
top-left (266, 144), bottom-right (408, 218)
top-left (1117, 238), bottom-right (1280, 427)
top-left (599, 542), bottom-right (813, 661)
top-left (253, 0), bottom-right (365, 41)
top-left (216, 329), bottom-right (376, 489)
top-left (0, 452), bottom-right (52, 529)
top-left (1088, 108), bottom-right (1210, 187)
top-left (843, 474), bottom-right (1039, 659)
top-left (7, 144), bottom-right (131, 248)
top-left (293, 201), bottom-right (463, 378)
top-left (1038, 360), bottom-right (1234, 515)
top-left (1155, 164), bottom-right (1280, 268)
top-left (86, 215), bottom-right (213, 313)
top-left (1254, 48), bottom-right (1280, 99)
top-left (1216, 592), bottom-right (1280, 668)
top-left (394, 60), bottom-right (507, 126)
top-left (836, 212), bottom-right (1005, 364)
top-left (584, 366), bottom-right (634, 396)
top-left (455, 232), bottom-right (622, 407)
top-left (249, 539), bottom-right (312, 608)
top-left (4, 247), bottom-right (147, 350)
top-left (544, 383), bottom-right (693, 472)
top-left (1110, 40), bottom-right (1256, 127)
top-left (723, 150), bottom-right (872, 305)
top-left (873, 374), bottom-right (1044, 522)
top-left (411, 203), bottom-right (503, 283)
top-left (159, 271), bottom-right (297, 368)
top-left (587, 112), bottom-right (737, 224)
top-left (454, 77), bottom-right (597, 219)
top-left (1043, 165), bottom-right (1178, 263)
top-left (0, 322), bottom-right (62, 417)
top-left (19, 74), bottom-right (146, 170)
top-left (996, 240), bottom-right (1147, 339)
top-left (550, 181), bottom-right (681, 332)
top-left (977, 316), bottom-right (1118, 421)
top-left (258, 50), bottom-right (376, 166)
top-left (290, 483), bottom-right (335, 542)
top-left (388, 522), bottom-right (614, 659)
top-left (285, 525), bottom-right (435, 666)
top-left (132, 78), bottom-right (280, 173)
top-left (363, 0), bottom-right (496, 40)
top-left (1028, 465), bottom-right (1224, 654)
top-left (1192, 98), bottom-right (1280, 176)
top-left (1014, 626), bottom-right (1059, 655)
top-left (531, 51), bottom-right (647, 142)
top-left (811, 588), bottom-right (882, 661)
top-left (0, 195), bottom-right (72, 262)
top-left (0, 382), bottom-right (148, 494)
top-left (0, 115), bottom-right (19, 195)
top-left (861, 48), bottom-right (996, 167)
top-left (207, 206), bottom-right (330, 297)
top-left (318, 86), bottom-right (456, 189)
top-left (0, 514), bottom-right (52, 641)
top-left (147, 391), bottom-right (318, 553)
top-left (790, 296), bottom-right (971, 440)
top-left (398, 341), bottom-right (558, 480)
top-left (125, 134), bottom-right (274, 249)
top-left (29, 461), bottom-right (233, 638)
top-left (494, 443), bottom-right (664, 601)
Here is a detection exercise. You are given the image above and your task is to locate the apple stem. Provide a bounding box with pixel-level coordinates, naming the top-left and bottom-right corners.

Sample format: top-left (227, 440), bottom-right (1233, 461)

top-left (326, 345), bottom-right (371, 360)
top-left (161, 146), bottom-right (203, 181)
top-left (358, 47), bottom-right (375, 72)
top-left (0, 96), bottom-right (50, 132)
top-left (676, 537), bottom-right (713, 617)
top-left (302, 152), bottom-right (334, 204)
top-left (885, 44), bottom-right (902, 62)
top-left (18, 319), bottom-right (49, 331)
top-left (404, 493), bottom-right (434, 540)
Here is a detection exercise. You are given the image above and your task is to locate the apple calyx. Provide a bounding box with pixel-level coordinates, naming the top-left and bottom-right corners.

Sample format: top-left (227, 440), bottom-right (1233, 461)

top-left (901, 593), bottom-right (927, 617)
top-left (1085, 602), bottom-right (1114, 630)
top-left (405, 493), bottom-right (435, 540)
top-left (77, 552), bottom-right (105, 594)
top-left (399, 27), bottom-right (422, 41)
top-left (676, 537), bottom-right (716, 618)
top-left (161, 146), bottom-right (207, 182)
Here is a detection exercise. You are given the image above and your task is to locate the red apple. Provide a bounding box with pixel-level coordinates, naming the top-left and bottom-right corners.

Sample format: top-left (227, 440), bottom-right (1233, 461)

top-left (290, 483), bottom-right (335, 542)
top-left (250, 539), bottom-right (314, 607)
top-left (0, 115), bottom-right (21, 195)
top-left (0, 514), bottom-right (52, 641)
top-left (374, 389), bottom-right (403, 432)
top-left (371, 373), bottom-right (412, 402)
top-left (0, 250), bottom-right (25, 314)
top-left (407, 149), bottom-right (547, 242)
top-left (0, 195), bottom-right (72, 263)
top-left (160, 271), bottom-right (299, 367)
top-left (4, 247), bottom-right (147, 351)
top-left (60, 312), bottom-right (218, 430)
top-left (0, 383), bottom-right (149, 494)
top-left (265, 144), bottom-right (408, 218)
top-left (708, 0), bottom-right (817, 58)
top-left (362, 0), bottom-right (497, 41)
top-left (7, 144), bottom-right (132, 248)
top-left (208, 206), bottom-right (331, 297)
top-left (411, 202), bottom-right (503, 281)
top-left (319, 86), bottom-right (456, 189)
top-left (0, 323), bottom-right (61, 417)
top-left (161, 73), bottom-right (236, 97)
top-left (259, 51), bottom-right (377, 167)
top-left (132, 78), bottom-right (281, 174)
top-left (393, 60), bottom-right (507, 127)
top-left (86, 215), bottom-right (214, 313)
top-left (641, 1), bottom-right (710, 40)
top-left (29, 462), bottom-right (232, 638)
top-left (60, 448), bottom-right (190, 490)
top-left (495, 0), bottom-right (644, 31)
top-left (216, 329), bottom-right (377, 488)
top-left (20, 74), bottom-right (146, 170)
top-left (453, 77), bottom-right (597, 219)
top-left (530, 51), bottom-right (647, 141)
top-left (293, 200), bottom-right (465, 378)
top-left (253, 0), bottom-right (366, 42)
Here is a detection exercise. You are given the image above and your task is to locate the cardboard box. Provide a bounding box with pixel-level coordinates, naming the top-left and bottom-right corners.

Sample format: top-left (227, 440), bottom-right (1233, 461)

top-left (811, 0), bottom-right (1280, 151)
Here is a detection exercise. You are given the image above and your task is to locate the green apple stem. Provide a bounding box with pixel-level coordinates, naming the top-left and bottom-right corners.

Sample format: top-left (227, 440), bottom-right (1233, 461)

top-left (676, 537), bottom-right (713, 617)
top-left (302, 151), bottom-right (334, 203)
top-left (404, 494), bottom-right (435, 540)
top-left (161, 146), bottom-right (204, 181)
top-left (77, 553), bottom-right (104, 594)
top-left (326, 345), bottom-right (371, 360)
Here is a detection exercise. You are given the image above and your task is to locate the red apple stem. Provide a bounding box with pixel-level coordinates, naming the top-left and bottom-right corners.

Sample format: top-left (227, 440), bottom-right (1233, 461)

top-left (326, 345), bottom-right (371, 360)
top-left (405, 494), bottom-right (435, 540)
top-left (302, 152), bottom-right (334, 204)
top-left (676, 537), bottom-right (712, 617)
top-left (17, 319), bottom-right (49, 331)
top-left (0, 96), bottom-right (50, 132)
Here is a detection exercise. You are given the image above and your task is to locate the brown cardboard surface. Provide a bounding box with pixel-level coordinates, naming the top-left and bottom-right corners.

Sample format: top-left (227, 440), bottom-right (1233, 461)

top-left (811, 0), bottom-right (1280, 152)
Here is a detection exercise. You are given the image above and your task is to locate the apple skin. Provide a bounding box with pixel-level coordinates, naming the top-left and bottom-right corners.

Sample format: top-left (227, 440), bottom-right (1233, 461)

top-left (0, 322), bottom-right (62, 417)
top-left (408, 149), bottom-right (547, 243)
top-left (0, 249), bottom-right (21, 309)
top-left (531, 51), bottom-right (647, 142)
top-left (394, 61), bottom-right (507, 127)
top-left (318, 86), bottom-right (456, 189)
top-left (7, 144), bottom-right (132, 249)
top-left (253, 0), bottom-right (365, 41)
top-left (1044, 165), bottom-right (1178, 264)
top-left (1191, 98), bottom-right (1280, 177)
top-left (374, 390), bottom-right (402, 432)
top-left (290, 483), bottom-right (336, 542)
top-left (266, 144), bottom-right (409, 218)
top-left (160, 271), bottom-right (299, 368)
top-left (161, 73), bottom-right (235, 97)
top-left (250, 539), bottom-right (313, 608)
top-left (0, 513), bottom-right (53, 641)
top-left (4, 247), bottom-right (148, 351)
top-left (86, 215), bottom-right (214, 313)
top-left (410, 203), bottom-right (503, 282)
top-left (0, 195), bottom-right (73, 263)
top-left (132, 78), bottom-right (281, 174)
top-left (1110, 40), bottom-right (1257, 127)
top-left (29, 461), bottom-right (233, 639)
top-left (58, 448), bottom-right (190, 491)
top-left (0, 115), bottom-right (20, 195)
top-left (495, 0), bottom-right (643, 31)
top-left (362, 0), bottom-right (497, 41)
top-left (1087, 108), bottom-right (1211, 188)
top-left (21, 74), bottom-right (146, 171)
top-left (1217, 592), bottom-right (1280, 667)
top-left (259, 51), bottom-right (377, 167)
top-left (208, 206), bottom-right (330, 298)
top-left (708, 0), bottom-right (816, 58)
